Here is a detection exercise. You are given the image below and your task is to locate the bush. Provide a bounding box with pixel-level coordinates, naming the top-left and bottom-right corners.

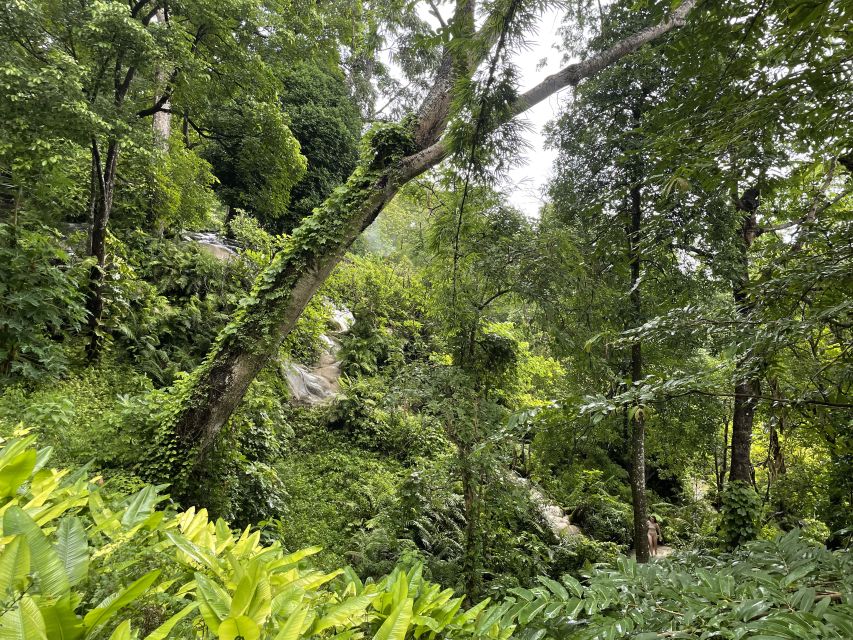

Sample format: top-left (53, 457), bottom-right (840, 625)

top-left (652, 498), bottom-right (720, 548)
top-left (328, 376), bottom-right (449, 461)
top-left (0, 364), bottom-right (154, 468)
top-left (0, 433), bottom-right (852, 640)
top-left (566, 473), bottom-right (634, 546)
top-left (0, 432), bottom-right (520, 639)
top-left (0, 222), bottom-right (88, 382)
top-left (549, 535), bottom-right (621, 577)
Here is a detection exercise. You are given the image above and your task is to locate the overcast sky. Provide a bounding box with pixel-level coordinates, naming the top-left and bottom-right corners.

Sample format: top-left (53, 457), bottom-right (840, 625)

top-left (501, 7), bottom-right (568, 217)
top-left (401, 6), bottom-right (571, 217)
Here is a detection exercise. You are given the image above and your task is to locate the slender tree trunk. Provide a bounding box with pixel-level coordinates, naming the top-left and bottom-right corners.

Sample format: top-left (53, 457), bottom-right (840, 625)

top-left (85, 139), bottom-right (120, 360)
top-left (460, 440), bottom-right (482, 600)
top-left (729, 192), bottom-right (761, 484)
top-left (714, 417), bottom-right (730, 508)
top-left (767, 379), bottom-right (787, 482)
top-left (628, 181), bottom-right (649, 563)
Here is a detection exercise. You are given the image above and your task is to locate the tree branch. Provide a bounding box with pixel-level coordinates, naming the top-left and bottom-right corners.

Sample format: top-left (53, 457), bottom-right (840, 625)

top-left (673, 243), bottom-right (713, 259)
top-left (664, 388), bottom-right (853, 409)
top-left (403, 0), bottom-right (700, 177)
top-left (137, 68), bottom-right (180, 117)
top-left (511, 0), bottom-right (699, 117)
top-left (427, 0), bottom-right (448, 29)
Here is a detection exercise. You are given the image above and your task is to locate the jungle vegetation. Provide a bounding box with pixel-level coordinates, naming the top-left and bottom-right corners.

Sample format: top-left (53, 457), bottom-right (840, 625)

top-left (0, 0), bottom-right (851, 637)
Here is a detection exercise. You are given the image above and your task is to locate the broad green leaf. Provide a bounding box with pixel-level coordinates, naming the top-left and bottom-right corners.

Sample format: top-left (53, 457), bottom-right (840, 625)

top-left (313, 595), bottom-right (374, 634)
top-left (195, 572), bottom-right (232, 634)
top-left (0, 449), bottom-right (37, 498)
top-left (536, 576), bottom-right (569, 600)
top-left (0, 595), bottom-right (47, 640)
top-left (120, 486), bottom-right (162, 529)
top-left (41, 596), bottom-right (84, 640)
top-left (55, 517), bottom-right (88, 586)
top-left (373, 598), bottom-right (412, 640)
top-left (143, 603), bottom-right (198, 640)
top-left (164, 531), bottom-right (218, 571)
top-left (83, 570), bottom-right (161, 633)
top-left (0, 536), bottom-right (31, 593)
top-left (274, 606), bottom-right (310, 640)
top-left (218, 616), bottom-right (260, 640)
top-left (3, 506), bottom-right (69, 598)
top-left (782, 563), bottom-right (815, 587)
top-left (108, 620), bottom-right (132, 640)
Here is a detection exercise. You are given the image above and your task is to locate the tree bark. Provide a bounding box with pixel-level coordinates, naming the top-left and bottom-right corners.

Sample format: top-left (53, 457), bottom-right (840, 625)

top-left (729, 193), bottom-right (761, 484)
top-left (767, 379), bottom-right (787, 484)
top-left (628, 181), bottom-right (649, 563)
top-left (714, 417), bottom-right (730, 508)
top-left (85, 138), bottom-right (120, 360)
top-left (162, 1), bottom-right (700, 491)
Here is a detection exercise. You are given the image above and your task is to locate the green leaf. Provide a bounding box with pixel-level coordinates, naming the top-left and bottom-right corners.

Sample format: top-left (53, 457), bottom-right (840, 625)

top-left (373, 598), bottom-right (412, 640)
top-left (313, 595), bottom-right (373, 634)
top-left (782, 563), bottom-right (815, 587)
top-left (0, 595), bottom-right (47, 640)
top-left (0, 536), bottom-right (31, 593)
top-left (536, 576), bottom-right (568, 600)
top-left (195, 573), bottom-right (232, 634)
top-left (120, 486), bottom-right (161, 529)
top-left (41, 596), bottom-right (84, 640)
top-left (142, 603), bottom-right (198, 640)
top-left (55, 518), bottom-right (88, 587)
top-left (0, 449), bottom-right (37, 498)
top-left (274, 605), bottom-right (310, 640)
top-left (83, 570), bottom-right (161, 634)
top-left (3, 506), bottom-right (69, 598)
top-left (108, 621), bottom-right (132, 640)
top-left (218, 616), bottom-right (260, 640)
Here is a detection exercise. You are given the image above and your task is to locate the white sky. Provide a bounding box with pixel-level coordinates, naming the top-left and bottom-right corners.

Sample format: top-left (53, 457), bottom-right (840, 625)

top-left (501, 7), bottom-right (567, 217)
top-left (395, 5), bottom-right (570, 217)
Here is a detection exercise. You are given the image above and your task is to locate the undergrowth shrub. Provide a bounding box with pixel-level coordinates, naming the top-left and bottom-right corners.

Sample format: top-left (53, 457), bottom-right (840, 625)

top-left (328, 377), bottom-right (448, 461)
top-left (0, 431), bottom-right (522, 639)
top-left (549, 535), bottom-right (621, 577)
top-left (0, 432), bottom-right (851, 639)
top-left (652, 498), bottom-right (720, 548)
top-left (0, 222), bottom-right (88, 382)
top-left (0, 364), bottom-right (154, 468)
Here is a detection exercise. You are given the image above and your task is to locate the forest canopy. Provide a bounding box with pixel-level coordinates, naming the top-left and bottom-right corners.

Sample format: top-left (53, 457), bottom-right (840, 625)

top-left (0, 0), bottom-right (851, 638)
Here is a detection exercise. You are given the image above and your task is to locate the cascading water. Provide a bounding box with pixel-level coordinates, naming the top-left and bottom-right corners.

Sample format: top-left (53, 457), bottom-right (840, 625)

top-left (282, 304), bottom-right (353, 405)
top-left (508, 472), bottom-right (581, 539)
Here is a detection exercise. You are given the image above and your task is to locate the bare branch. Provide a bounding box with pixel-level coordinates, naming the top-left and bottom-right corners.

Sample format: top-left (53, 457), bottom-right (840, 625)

top-left (427, 0), bottom-right (448, 29)
top-left (511, 0), bottom-right (699, 117)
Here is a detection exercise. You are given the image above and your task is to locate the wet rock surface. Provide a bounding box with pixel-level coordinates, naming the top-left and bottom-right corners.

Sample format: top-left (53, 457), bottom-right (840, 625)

top-left (509, 472), bottom-right (582, 538)
top-left (283, 305), bottom-right (353, 405)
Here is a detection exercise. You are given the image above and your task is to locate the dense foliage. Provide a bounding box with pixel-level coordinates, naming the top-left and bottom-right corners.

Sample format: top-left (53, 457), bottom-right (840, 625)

top-left (1, 0), bottom-right (851, 637)
top-left (2, 435), bottom-right (851, 639)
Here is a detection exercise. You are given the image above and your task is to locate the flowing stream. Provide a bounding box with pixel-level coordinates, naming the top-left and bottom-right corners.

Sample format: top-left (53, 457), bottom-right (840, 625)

top-left (282, 307), bottom-right (354, 405)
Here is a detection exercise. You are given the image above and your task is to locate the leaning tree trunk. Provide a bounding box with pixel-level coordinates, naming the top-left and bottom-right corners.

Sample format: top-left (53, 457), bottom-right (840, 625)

top-left (85, 139), bottom-right (120, 360)
top-left (157, 0), bottom-right (699, 499)
top-left (627, 181), bottom-right (650, 563)
top-left (729, 191), bottom-right (762, 484)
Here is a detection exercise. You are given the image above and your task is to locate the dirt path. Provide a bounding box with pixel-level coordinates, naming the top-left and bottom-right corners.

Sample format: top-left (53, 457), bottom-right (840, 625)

top-left (630, 544), bottom-right (674, 560)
